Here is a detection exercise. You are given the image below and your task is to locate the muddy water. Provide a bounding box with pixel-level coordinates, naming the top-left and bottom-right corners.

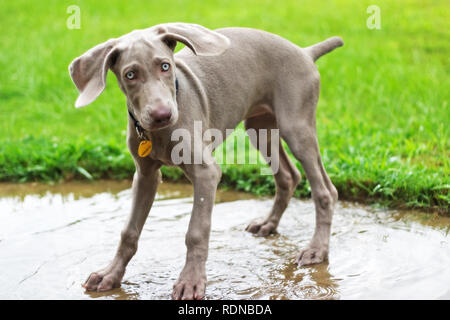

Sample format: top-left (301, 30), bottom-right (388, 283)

top-left (0, 181), bottom-right (449, 300)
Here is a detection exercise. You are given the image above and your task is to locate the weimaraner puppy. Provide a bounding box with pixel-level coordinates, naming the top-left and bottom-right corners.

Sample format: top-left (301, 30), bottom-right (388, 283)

top-left (69, 23), bottom-right (342, 300)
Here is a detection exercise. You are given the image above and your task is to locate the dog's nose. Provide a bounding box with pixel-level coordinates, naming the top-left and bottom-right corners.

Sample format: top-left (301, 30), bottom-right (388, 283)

top-left (150, 107), bottom-right (172, 125)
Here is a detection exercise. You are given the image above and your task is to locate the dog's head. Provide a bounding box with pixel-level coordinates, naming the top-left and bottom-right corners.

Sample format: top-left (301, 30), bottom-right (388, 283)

top-left (69, 23), bottom-right (229, 131)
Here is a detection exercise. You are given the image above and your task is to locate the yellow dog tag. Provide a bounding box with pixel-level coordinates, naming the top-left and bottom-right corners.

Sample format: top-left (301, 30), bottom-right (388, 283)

top-left (138, 140), bottom-right (152, 157)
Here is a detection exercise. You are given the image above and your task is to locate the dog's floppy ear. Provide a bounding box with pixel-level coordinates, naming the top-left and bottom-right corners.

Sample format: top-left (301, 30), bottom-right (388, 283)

top-left (68, 39), bottom-right (119, 108)
top-left (153, 23), bottom-right (230, 56)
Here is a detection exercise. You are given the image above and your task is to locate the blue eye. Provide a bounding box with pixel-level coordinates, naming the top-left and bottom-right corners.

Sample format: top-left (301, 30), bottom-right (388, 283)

top-left (161, 63), bottom-right (170, 72)
top-left (126, 71), bottom-right (135, 80)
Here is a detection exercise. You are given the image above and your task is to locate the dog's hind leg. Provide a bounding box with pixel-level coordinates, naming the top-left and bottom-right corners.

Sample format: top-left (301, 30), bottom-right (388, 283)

top-left (245, 112), bottom-right (301, 237)
top-left (275, 76), bottom-right (338, 266)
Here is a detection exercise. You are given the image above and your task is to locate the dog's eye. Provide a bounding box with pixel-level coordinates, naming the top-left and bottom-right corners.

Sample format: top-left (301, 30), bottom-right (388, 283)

top-left (161, 63), bottom-right (170, 72)
top-left (126, 71), bottom-right (135, 80)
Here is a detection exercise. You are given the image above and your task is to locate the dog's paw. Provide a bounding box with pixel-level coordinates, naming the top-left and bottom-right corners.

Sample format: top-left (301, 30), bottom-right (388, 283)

top-left (245, 219), bottom-right (277, 237)
top-left (172, 268), bottom-right (206, 300)
top-left (296, 246), bottom-right (328, 266)
top-left (82, 268), bottom-right (123, 292)
top-left (172, 279), bottom-right (206, 300)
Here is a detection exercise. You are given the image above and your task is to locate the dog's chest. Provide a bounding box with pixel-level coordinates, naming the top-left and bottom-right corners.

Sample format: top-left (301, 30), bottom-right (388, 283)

top-left (147, 134), bottom-right (176, 165)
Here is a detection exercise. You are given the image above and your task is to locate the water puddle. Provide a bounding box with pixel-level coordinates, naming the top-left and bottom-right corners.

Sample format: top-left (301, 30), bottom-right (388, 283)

top-left (0, 181), bottom-right (449, 299)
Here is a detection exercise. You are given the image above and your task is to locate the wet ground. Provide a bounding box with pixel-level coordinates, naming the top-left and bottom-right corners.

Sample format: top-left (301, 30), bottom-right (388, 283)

top-left (0, 180), bottom-right (449, 300)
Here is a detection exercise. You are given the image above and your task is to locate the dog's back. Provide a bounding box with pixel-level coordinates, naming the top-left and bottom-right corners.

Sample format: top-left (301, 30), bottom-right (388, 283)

top-left (174, 27), bottom-right (342, 131)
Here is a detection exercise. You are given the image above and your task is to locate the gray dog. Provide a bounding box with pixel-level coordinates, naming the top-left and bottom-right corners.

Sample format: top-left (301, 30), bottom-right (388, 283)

top-left (69, 23), bottom-right (342, 300)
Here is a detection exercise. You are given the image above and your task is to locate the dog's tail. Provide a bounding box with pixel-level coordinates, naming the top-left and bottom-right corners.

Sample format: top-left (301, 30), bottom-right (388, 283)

top-left (305, 36), bottom-right (344, 62)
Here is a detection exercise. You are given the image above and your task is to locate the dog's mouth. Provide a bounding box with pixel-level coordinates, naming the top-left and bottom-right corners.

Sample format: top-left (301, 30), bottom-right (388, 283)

top-left (146, 114), bottom-right (178, 131)
top-left (149, 122), bottom-right (171, 131)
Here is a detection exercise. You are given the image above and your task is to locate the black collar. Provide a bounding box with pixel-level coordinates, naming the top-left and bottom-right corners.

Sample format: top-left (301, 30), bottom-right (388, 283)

top-left (128, 78), bottom-right (179, 140)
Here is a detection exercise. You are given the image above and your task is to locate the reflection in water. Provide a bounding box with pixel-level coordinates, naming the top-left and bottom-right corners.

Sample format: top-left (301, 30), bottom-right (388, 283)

top-left (83, 287), bottom-right (139, 300)
top-left (0, 181), bottom-right (449, 300)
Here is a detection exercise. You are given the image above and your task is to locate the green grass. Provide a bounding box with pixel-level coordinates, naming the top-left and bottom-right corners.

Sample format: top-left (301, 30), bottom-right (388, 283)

top-left (0, 0), bottom-right (448, 213)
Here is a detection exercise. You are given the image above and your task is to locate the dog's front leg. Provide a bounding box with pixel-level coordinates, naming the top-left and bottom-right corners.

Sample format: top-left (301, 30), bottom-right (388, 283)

top-left (83, 161), bottom-right (161, 291)
top-left (172, 161), bottom-right (222, 300)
